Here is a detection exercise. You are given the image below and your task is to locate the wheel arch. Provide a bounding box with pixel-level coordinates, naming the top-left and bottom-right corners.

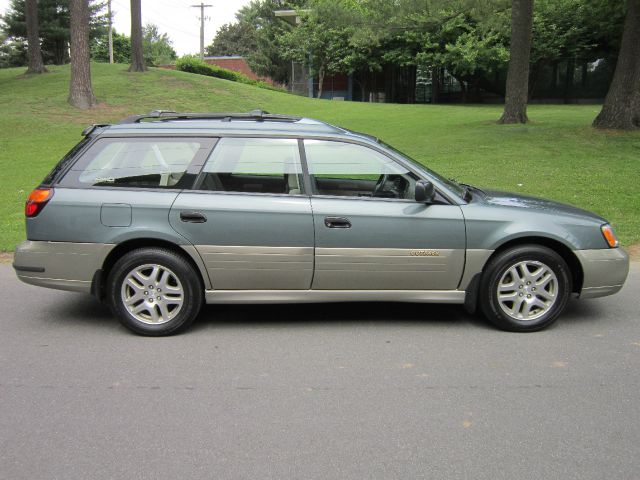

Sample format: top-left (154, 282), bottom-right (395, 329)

top-left (92, 238), bottom-right (210, 300)
top-left (487, 236), bottom-right (583, 294)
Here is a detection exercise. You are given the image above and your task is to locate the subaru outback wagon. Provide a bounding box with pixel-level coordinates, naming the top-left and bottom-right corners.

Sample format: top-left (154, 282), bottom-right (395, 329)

top-left (14, 110), bottom-right (629, 335)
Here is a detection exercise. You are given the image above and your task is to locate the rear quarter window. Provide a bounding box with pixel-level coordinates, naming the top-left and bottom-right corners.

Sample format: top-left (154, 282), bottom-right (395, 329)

top-left (58, 137), bottom-right (213, 189)
top-left (41, 138), bottom-right (91, 186)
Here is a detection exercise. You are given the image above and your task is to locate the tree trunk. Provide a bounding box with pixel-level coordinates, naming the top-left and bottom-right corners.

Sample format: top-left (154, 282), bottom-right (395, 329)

top-left (25, 0), bottom-right (47, 74)
top-left (593, 0), bottom-right (640, 129)
top-left (528, 65), bottom-right (538, 100)
top-left (499, 0), bottom-right (534, 124)
top-left (129, 0), bottom-right (146, 72)
top-left (68, 0), bottom-right (96, 109)
top-left (317, 65), bottom-right (325, 99)
top-left (389, 66), bottom-right (396, 103)
top-left (52, 39), bottom-right (68, 65)
top-left (408, 65), bottom-right (416, 104)
top-left (454, 75), bottom-right (467, 103)
top-left (563, 58), bottom-right (575, 104)
top-left (431, 67), bottom-right (440, 104)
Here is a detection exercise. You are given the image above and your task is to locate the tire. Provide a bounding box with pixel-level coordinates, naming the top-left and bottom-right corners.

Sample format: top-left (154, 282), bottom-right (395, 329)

top-left (106, 248), bottom-right (203, 336)
top-left (479, 245), bottom-right (572, 332)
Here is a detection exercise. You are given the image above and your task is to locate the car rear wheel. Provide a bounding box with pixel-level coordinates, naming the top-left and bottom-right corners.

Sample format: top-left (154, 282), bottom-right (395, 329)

top-left (479, 245), bottom-right (571, 332)
top-left (107, 248), bottom-right (203, 336)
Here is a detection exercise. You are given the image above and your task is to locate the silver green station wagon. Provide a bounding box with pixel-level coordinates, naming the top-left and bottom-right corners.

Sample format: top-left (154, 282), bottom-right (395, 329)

top-left (14, 110), bottom-right (629, 335)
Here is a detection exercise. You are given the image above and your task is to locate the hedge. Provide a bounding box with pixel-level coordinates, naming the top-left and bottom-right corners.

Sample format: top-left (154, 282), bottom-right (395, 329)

top-left (175, 55), bottom-right (284, 92)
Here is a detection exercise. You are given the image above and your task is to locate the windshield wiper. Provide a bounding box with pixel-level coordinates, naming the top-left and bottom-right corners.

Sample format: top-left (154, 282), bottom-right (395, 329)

top-left (460, 183), bottom-right (485, 195)
top-left (449, 179), bottom-right (476, 202)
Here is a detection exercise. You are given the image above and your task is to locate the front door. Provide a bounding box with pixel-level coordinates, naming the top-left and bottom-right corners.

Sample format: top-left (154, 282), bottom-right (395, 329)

top-left (170, 137), bottom-right (314, 290)
top-left (303, 139), bottom-right (465, 291)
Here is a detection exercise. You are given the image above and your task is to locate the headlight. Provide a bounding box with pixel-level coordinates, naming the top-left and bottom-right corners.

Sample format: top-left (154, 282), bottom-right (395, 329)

top-left (601, 224), bottom-right (619, 248)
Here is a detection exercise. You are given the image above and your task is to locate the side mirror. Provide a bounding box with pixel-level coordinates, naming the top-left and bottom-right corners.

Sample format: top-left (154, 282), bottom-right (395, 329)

top-left (415, 180), bottom-right (435, 203)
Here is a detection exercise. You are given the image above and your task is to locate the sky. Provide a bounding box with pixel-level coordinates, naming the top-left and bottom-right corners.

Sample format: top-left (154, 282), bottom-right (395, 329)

top-left (0, 0), bottom-right (254, 56)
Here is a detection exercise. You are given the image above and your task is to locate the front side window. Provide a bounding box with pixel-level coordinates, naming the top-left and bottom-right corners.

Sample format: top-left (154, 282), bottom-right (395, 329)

top-left (198, 137), bottom-right (303, 195)
top-left (304, 140), bottom-right (418, 199)
top-left (60, 137), bottom-right (210, 188)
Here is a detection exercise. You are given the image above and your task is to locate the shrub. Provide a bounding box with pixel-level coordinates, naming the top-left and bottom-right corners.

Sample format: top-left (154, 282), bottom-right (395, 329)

top-left (175, 55), bottom-right (285, 92)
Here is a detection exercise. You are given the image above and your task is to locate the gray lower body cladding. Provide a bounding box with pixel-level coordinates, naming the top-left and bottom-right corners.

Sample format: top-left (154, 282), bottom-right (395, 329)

top-left (13, 241), bottom-right (629, 302)
top-left (575, 248), bottom-right (630, 298)
top-left (14, 240), bottom-right (115, 293)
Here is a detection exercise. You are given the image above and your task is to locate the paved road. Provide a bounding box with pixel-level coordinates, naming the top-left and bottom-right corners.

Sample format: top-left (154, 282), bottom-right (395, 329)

top-left (1, 263), bottom-right (639, 480)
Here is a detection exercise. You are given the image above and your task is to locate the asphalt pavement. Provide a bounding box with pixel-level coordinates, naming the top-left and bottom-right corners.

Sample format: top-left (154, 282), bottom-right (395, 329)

top-left (1, 262), bottom-right (639, 480)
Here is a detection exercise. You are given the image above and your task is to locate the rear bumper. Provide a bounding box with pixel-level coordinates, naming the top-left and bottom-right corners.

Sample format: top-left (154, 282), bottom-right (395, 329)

top-left (575, 248), bottom-right (629, 299)
top-left (13, 240), bottom-right (114, 293)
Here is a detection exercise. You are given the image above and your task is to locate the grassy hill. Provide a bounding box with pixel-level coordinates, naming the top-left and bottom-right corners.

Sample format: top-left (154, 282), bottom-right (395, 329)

top-left (1, 63), bottom-right (639, 250)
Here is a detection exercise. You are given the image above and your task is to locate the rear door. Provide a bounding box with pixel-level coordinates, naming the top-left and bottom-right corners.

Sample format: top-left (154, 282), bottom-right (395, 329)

top-left (169, 137), bottom-right (314, 290)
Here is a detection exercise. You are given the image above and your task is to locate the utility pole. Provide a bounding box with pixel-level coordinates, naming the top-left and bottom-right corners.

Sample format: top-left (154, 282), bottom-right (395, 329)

top-left (107, 0), bottom-right (113, 63)
top-left (191, 3), bottom-right (212, 60)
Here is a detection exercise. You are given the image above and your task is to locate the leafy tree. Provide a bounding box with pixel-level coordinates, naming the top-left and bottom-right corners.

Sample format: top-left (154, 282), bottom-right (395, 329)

top-left (90, 23), bottom-right (175, 65)
top-left (68, 0), bottom-right (96, 109)
top-left (91, 28), bottom-right (130, 63)
top-left (142, 23), bottom-right (176, 66)
top-left (205, 21), bottom-right (256, 57)
top-left (280, 0), bottom-right (389, 97)
top-left (528, 0), bottom-right (624, 101)
top-left (404, 8), bottom-right (509, 102)
top-left (1, 0), bottom-right (107, 65)
top-left (296, 0), bottom-right (509, 102)
top-left (281, 9), bottom-right (352, 97)
top-left (593, 0), bottom-right (640, 129)
top-left (499, 0), bottom-right (534, 123)
top-left (0, 32), bottom-right (27, 67)
top-left (204, 0), bottom-right (305, 85)
top-left (210, 0), bottom-right (629, 107)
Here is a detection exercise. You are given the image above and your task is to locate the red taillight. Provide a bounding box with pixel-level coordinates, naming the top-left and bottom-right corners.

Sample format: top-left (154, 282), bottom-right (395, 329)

top-left (25, 188), bottom-right (53, 218)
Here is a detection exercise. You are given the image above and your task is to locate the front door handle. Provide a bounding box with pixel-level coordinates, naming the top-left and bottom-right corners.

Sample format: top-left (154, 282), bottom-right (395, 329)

top-left (180, 211), bottom-right (207, 223)
top-left (324, 216), bottom-right (351, 228)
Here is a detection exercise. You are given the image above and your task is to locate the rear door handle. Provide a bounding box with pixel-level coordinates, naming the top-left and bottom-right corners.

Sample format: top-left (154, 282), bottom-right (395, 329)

top-left (180, 211), bottom-right (207, 223)
top-left (324, 216), bottom-right (351, 228)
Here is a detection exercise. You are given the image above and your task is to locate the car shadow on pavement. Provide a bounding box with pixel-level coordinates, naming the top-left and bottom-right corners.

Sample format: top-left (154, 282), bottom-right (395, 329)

top-left (560, 298), bottom-right (611, 326)
top-left (41, 292), bottom-right (609, 334)
top-left (194, 301), bottom-right (491, 332)
top-left (45, 293), bottom-right (116, 329)
top-left (38, 293), bottom-right (488, 333)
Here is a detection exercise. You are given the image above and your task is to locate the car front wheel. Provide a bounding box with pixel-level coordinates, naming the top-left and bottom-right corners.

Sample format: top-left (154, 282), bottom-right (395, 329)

top-left (479, 245), bottom-right (571, 332)
top-left (107, 248), bottom-right (203, 336)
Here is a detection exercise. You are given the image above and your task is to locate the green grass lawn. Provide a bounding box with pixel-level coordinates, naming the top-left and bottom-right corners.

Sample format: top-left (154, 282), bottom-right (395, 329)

top-left (1, 63), bottom-right (639, 251)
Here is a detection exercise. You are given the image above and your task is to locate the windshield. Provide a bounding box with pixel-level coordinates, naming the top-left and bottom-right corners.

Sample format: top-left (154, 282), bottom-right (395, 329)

top-left (377, 140), bottom-right (467, 199)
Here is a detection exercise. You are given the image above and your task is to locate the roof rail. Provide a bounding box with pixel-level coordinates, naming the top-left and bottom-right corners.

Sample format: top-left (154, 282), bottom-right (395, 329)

top-left (118, 109), bottom-right (302, 124)
top-left (81, 124), bottom-right (110, 136)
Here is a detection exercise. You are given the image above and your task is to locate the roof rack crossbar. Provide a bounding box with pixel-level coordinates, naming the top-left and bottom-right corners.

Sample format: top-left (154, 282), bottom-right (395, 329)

top-left (119, 110), bottom-right (301, 124)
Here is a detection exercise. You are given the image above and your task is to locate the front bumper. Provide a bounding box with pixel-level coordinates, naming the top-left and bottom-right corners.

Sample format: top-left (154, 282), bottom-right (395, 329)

top-left (13, 240), bottom-right (114, 294)
top-left (575, 248), bottom-right (630, 299)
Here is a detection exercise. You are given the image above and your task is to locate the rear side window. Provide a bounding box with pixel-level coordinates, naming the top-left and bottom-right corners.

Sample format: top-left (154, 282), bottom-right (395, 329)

top-left (59, 137), bottom-right (213, 189)
top-left (196, 137), bottom-right (303, 195)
